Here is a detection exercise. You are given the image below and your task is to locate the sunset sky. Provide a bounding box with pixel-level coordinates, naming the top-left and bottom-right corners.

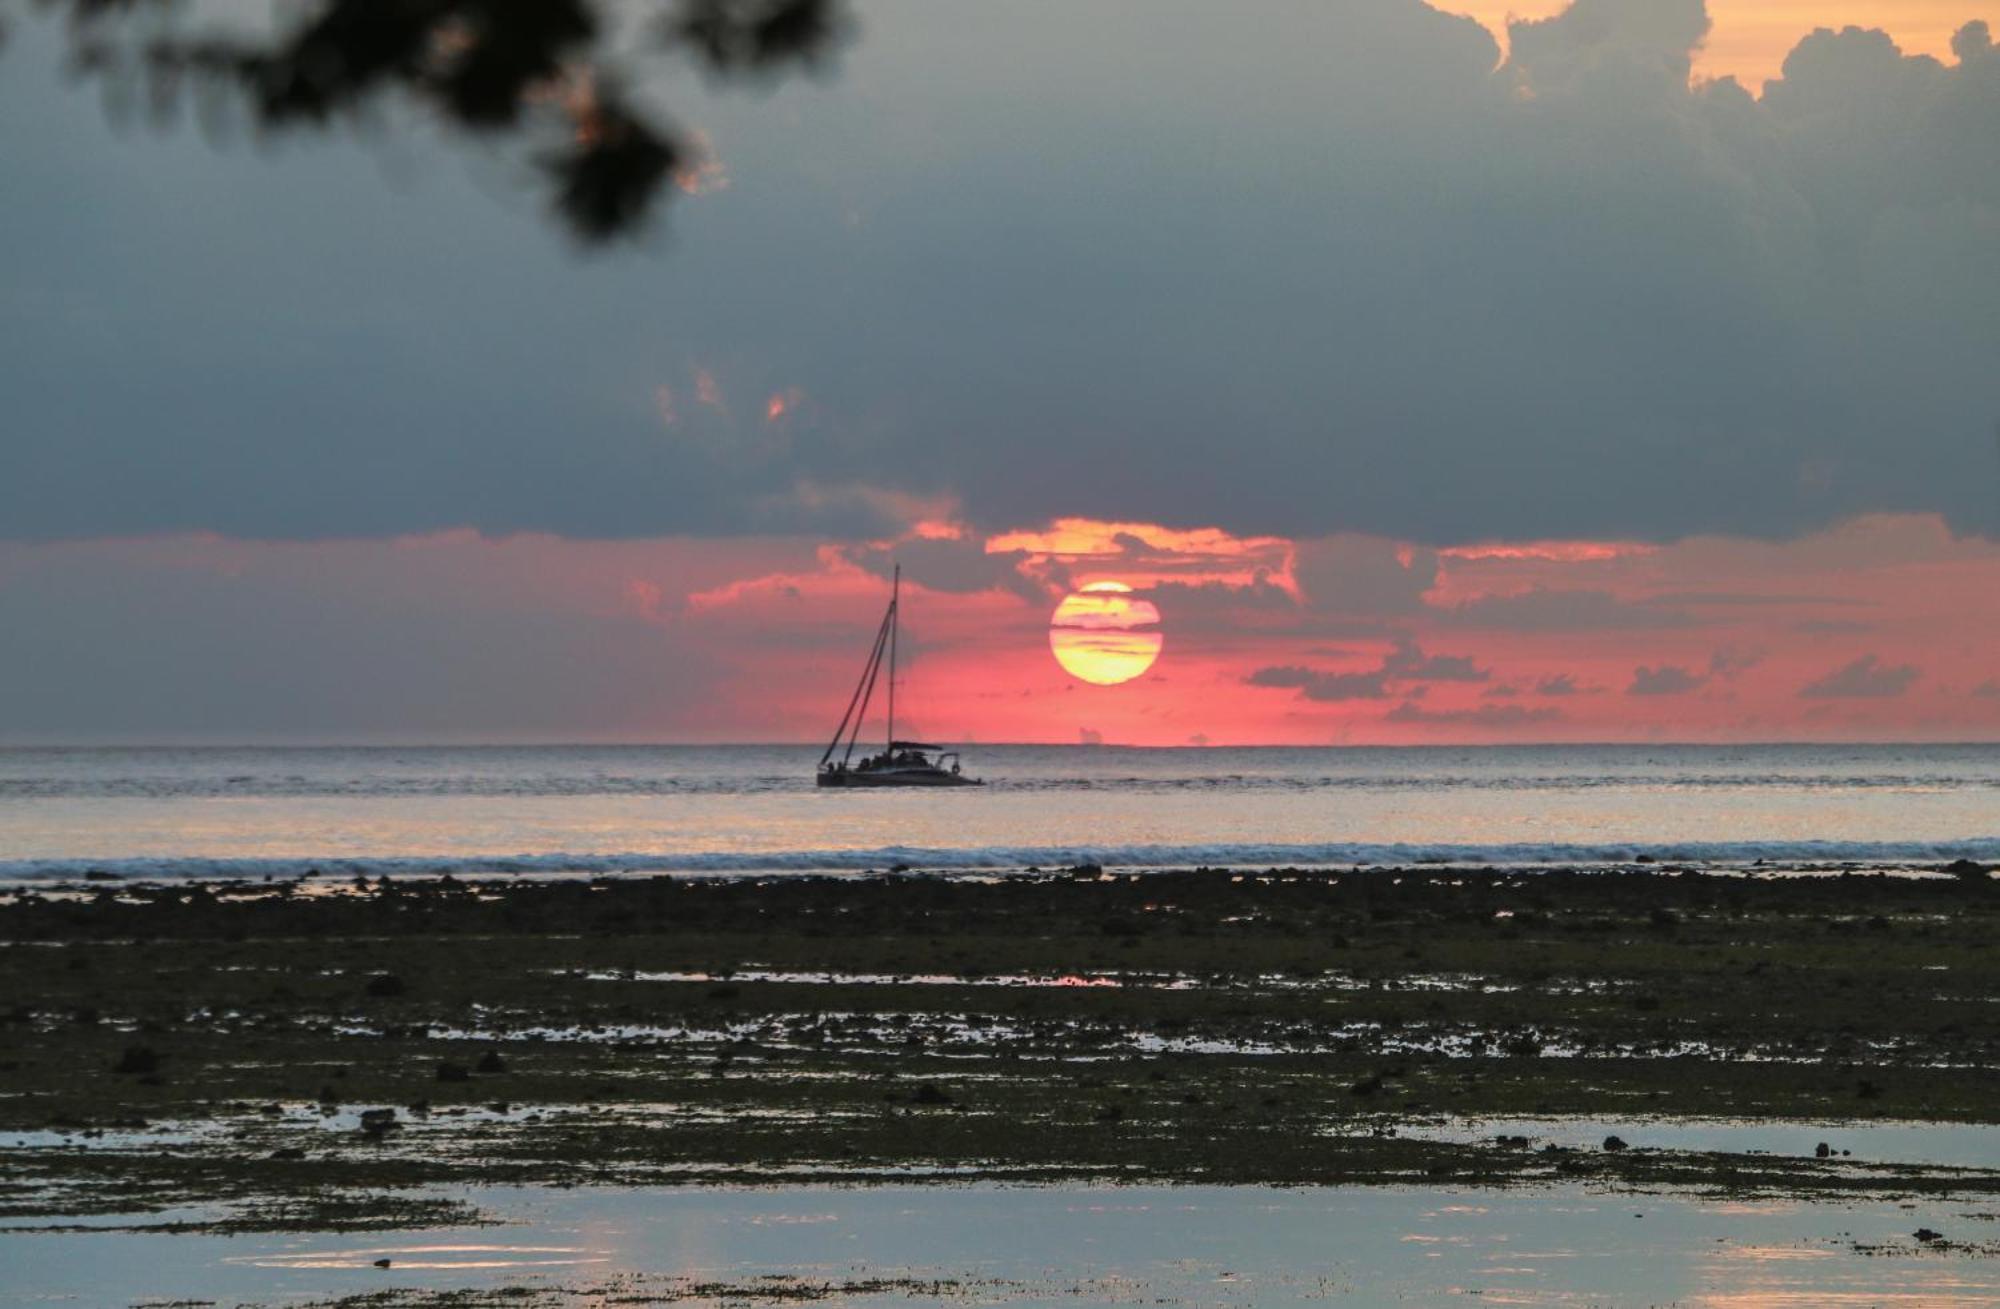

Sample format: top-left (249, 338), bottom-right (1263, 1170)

top-left (3, 0), bottom-right (1998, 744)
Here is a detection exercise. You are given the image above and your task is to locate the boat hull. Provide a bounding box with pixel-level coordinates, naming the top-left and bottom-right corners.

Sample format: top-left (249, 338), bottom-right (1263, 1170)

top-left (817, 768), bottom-right (982, 788)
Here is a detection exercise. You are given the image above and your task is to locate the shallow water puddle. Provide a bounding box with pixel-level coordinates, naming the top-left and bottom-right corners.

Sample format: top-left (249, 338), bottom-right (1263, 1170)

top-left (6, 1182), bottom-right (1999, 1306)
top-left (226, 1242), bottom-right (608, 1272)
top-left (406, 1007), bottom-right (1869, 1064)
top-left (1381, 1117), bottom-right (2000, 1170)
top-left (569, 967), bottom-right (1142, 988)
top-left (561, 966), bottom-right (1542, 994)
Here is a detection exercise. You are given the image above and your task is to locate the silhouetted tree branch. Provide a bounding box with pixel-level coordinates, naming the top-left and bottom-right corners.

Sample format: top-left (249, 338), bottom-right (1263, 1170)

top-left (10, 0), bottom-right (847, 242)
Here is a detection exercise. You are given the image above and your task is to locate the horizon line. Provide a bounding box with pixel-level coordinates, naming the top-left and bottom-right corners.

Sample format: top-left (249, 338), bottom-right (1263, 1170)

top-left (5, 738), bottom-right (2000, 751)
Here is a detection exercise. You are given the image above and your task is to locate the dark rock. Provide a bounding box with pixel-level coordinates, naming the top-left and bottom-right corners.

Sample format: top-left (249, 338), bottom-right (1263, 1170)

top-left (358, 1108), bottom-right (398, 1134)
top-left (1915, 1228), bottom-right (1945, 1243)
top-left (475, 1050), bottom-right (509, 1074)
top-left (83, 870), bottom-right (122, 881)
top-left (1602, 1135), bottom-right (1628, 1151)
top-left (1815, 1141), bottom-right (1831, 1158)
top-left (910, 1082), bottom-right (953, 1106)
top-left (112, 1046), bottom-right (159, 1075)
top-left (1944, 858), bottom-right (1991, 881)
top-left (269, 1146), bottom-right (307, 1160)
top-left (373, 1258), bottom-right (393, 1268)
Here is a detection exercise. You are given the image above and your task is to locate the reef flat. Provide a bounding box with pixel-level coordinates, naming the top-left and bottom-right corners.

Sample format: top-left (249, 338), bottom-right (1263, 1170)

top-left (3, 864), bottom-right (1997, 1230)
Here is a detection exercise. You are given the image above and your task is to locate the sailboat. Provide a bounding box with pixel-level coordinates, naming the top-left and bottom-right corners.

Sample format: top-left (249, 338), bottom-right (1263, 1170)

top-left (817, 565), bottom-right (983, 787)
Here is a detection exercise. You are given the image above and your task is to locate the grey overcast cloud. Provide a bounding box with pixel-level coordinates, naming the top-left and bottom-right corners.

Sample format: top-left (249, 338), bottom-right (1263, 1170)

top-left (4, 0), bottom-right (1998, 548)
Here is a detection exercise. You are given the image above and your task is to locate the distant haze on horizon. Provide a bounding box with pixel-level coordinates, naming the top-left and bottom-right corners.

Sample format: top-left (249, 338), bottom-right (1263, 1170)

top-left (2, 0), bottom-right (1998, 746)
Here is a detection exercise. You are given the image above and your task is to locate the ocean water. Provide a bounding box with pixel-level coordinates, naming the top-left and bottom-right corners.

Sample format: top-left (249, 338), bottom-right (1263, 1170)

top-left (0, 743), bottom-right (1996, 882)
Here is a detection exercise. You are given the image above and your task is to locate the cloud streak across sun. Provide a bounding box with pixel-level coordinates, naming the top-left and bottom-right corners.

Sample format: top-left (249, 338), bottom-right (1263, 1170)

top-left (1050, 583), bottom-right (1165, 686)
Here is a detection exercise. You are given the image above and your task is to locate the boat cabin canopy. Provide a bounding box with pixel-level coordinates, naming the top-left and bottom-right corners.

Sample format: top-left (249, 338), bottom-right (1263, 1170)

top-left (889, 740), bottom-right (943, 752)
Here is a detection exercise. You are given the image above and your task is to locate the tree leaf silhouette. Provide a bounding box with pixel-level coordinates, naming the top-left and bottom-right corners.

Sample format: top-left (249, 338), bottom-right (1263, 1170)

top-left (13, 0), bottom-right (847, 242)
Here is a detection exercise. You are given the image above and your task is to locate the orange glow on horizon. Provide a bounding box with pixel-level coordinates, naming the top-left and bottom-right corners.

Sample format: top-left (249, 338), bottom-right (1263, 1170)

top-left (339, 510), bottom-right (2000, 746)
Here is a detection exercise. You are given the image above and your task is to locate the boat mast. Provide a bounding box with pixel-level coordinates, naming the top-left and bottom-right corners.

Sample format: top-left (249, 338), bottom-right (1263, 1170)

top-left (820, 589), bottom-right (892, 769)
top-left (886, 564), bottom-right (899, 751)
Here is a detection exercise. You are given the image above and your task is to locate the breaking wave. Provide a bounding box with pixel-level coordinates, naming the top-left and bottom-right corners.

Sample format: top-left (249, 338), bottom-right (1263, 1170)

top-left (3, 839), bottom-right (1997, 883)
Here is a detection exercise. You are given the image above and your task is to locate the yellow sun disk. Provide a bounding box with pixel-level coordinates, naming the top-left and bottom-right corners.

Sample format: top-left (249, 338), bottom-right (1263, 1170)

top-left (1049, 584), bottom-right (1163, 685)
top-left (1050, 628), bottom-right (1164, 685)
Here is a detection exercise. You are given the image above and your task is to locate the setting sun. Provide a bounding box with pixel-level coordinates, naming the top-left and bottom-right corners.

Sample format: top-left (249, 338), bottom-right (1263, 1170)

top-left (1048, 581), bottom-right (1164, 686)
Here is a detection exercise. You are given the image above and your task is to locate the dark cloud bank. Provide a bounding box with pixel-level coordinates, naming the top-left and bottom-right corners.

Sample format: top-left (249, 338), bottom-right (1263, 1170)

top-left (3, 0), bottom-right (1998, 545)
